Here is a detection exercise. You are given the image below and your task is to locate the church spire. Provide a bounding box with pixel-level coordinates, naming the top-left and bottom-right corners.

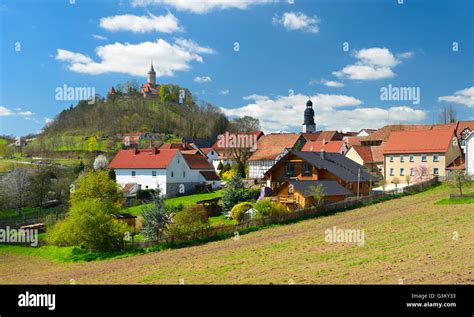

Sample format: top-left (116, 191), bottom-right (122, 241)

top-left (302, 98), bottom-right (316, 133)
top-left (147, 61), bottom-right (156, 86)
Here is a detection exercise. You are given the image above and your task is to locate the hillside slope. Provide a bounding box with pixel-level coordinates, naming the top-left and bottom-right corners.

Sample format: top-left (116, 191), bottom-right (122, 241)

top-left (0, 184), bottom-right (473, 284)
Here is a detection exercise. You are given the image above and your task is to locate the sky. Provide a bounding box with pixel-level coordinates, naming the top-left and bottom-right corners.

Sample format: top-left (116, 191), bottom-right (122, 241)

top-left (0, 0), bottom-right (473, 137)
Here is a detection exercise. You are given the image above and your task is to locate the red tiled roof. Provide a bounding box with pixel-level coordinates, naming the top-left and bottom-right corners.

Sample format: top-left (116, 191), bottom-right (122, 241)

top-left (301, 130), bottom-right (342, 142)
top-left (302, 141), bottom-right (344, 153)
top-left (351, 145), bottom-right (373, 162)
top-left (366, 123), bottom-right (457, 142)
top-left (200, 171), bottom-right (221, 181)
top-left (108, 149), bottom-right (178, 169)
top-left (456, 121), bottom-right (474, 137)
top-left (383, 129), bottom-right (455, 154)
top-left (182, 154), bottom-right (214, 169)
top-left (200, 147), bottom-right (215, 155)
top-left (249, 133), bottom-right (302, 161)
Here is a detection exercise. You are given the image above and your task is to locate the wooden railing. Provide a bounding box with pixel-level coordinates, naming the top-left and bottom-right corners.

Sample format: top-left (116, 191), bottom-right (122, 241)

top-left (279, 195), bottom-right (296, 204)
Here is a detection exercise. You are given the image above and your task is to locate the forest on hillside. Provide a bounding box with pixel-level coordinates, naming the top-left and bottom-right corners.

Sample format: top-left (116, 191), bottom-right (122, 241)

top-left (43, 83), bottom-right (231, 140)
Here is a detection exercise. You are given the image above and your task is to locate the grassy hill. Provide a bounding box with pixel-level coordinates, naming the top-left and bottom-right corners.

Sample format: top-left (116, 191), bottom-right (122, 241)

top-left (1, 183), bottom-right (472, 284)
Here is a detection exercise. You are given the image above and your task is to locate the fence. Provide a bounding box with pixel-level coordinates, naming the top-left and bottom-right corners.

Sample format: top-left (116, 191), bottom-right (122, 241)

top-left (0, 211), bottom-right (66, 229)
top-left (124, 177), bottom-right (439, 250)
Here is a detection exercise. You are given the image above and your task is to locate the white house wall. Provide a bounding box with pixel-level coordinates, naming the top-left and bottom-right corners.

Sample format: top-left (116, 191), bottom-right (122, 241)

top-left (466, 134), bottom-right (474, 176)
top-left (115, 168), bottom-right (167, 194)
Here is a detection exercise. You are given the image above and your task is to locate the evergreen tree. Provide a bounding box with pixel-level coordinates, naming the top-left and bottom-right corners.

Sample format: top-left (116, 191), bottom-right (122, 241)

top-left (221, 174), bottom-right (251, 212)
top-left (141, 187), bottom-right (174, 240)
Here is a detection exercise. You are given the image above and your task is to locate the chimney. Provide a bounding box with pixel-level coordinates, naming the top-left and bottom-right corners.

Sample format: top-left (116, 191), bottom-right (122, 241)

top-left (320, 149), bottom-right (325, 159)
top-left (323, 138), bottom-right (327, 145)
top-left (133, 147), bottom-right (138, 155)
top-left (152, 147), bottom-right (159, 155)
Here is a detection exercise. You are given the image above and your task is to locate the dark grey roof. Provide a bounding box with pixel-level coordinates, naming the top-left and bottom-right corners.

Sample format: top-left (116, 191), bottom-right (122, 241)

top-left (291, 151), bottom-right (379, 182)
top-left (288, 180), bottom-right (352, 197)
top-left (182, 137), bottom-right (214, 148)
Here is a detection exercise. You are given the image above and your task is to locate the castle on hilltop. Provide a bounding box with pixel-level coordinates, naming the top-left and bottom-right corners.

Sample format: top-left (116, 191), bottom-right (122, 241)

top-left (108, 62), bottom-right (160, 99)
top-left (140, 62), bottom-right (160, 98)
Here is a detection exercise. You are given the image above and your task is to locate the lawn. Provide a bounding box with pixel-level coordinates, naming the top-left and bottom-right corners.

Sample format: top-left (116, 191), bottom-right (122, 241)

top-left (1, 182), bottom-right (473, 284)
top-left (123, 189), bottom-right (224, 216)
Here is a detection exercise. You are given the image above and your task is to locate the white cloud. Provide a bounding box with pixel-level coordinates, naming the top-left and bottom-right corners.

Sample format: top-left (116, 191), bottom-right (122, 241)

top-left (100, 12), bottom-right (183, 33)
top-left (310, 79), bottom-right (344, 88)
top-left (194, 76), bottom-right (212, 83)
top-left (55, 38), bottom-right (215, 77)
top-left (333, 47), bottom-right (410, 80)
top-left (219, 89), bottom-right (230, 95)
top-left (438, 86), bottom-right (474, 107)
top-left (0, 106), bottom-right (14, 116)
top-left (45, 117), bottom-right (54, 125)
top-left (18, 111), bottom-right (34, 116)
top-left (56, 49), bottom-right (93, 64)
top-left (92, 34), bottom-right (107, 40)
top-left (221, 93), bottom-right (426, 132)
top-left (272, 12), bottom-right (320, 33)
top-left (397, 51), bottom-right (413, 59)
top-left (131, 0), bottom-right (274, 14)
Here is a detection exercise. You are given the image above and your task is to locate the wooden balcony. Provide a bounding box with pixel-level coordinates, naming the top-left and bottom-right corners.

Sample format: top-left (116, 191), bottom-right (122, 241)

top-left (279, 195), bottom-right (296, 204)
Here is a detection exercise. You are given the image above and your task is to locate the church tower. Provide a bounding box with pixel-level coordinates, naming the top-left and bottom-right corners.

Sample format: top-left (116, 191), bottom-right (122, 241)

top-left (147, 62), bottom-right (156, 86)
top-left (302, 99), bottom-right (316, 133)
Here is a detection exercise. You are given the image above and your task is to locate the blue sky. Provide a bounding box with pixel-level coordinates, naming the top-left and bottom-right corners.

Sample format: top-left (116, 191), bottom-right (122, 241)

top-left (0, 0), bottom-right (473, 136)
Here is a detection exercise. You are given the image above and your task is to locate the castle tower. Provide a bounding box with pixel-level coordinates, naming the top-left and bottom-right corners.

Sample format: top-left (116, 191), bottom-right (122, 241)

top-left (147, 62), bottom-right (156, 86)
top-left (302, 99), bottom-right (316, 133)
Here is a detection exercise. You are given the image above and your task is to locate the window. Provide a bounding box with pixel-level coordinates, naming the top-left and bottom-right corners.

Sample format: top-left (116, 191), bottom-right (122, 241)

top-left (389, 155), bottom-right (394, 162)
top-left (152, 171), bottom-right (157, 177)
top-left (433, 168), bottom-right (439, 175)
top-left (390, 168), bottom-right (394, 176)
top-left (400, 168), bottom-right (404, 176)
top-left (171, 171), bottom-right (174, 177)
top-left (433, 154), bottom-right (439, 162)
top-left (284, 162), bottom-right (296, 177)
top-left (421, 154), bottom-right (427, 162)
top-left (131, 171), bottom-right (136, 177)
top-left (348, 183), bottom-right (353, 189)
top-left (409, 155), bottom-right (414, 162)
top-left (183, 171), bottom-right (186, 177)
top-left (410, 168), bottom-right (414, 176)
top-left (400, 155), bottom-right (404, 162)
top-left (302, 162), bottom-right (312, 177)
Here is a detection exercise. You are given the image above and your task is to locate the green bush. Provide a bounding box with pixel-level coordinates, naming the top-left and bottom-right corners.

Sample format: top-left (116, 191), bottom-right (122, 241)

top-left (167, 205), bottom-right (210, 241)
top-left (253, 199), bottom-right (289, 220)
top-left (252, 198), bottom-right (273, 217)
top-left (136, 189), bottom-right (156, 201)
top-left (230, 202), bottom-right (252, 222)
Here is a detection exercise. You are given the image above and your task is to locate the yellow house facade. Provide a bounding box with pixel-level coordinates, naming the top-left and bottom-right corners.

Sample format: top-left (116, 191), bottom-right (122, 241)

top-left (383, 129), bottom-right (461, 183)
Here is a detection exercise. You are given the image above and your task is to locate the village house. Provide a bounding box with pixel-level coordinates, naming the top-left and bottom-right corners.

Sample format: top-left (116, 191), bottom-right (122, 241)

top-left (345, 145), bottom-right (384, 177)
top-left (212, 131), bottom-right (264, 170)
top-left (264, 150), bottom-right (379, 210)
top-left (383, 128), bottom-right (462, 183)
top-left (108, 147), bottom-right (220, 197)
top-left (248, 133), bottom-right (306, 179)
